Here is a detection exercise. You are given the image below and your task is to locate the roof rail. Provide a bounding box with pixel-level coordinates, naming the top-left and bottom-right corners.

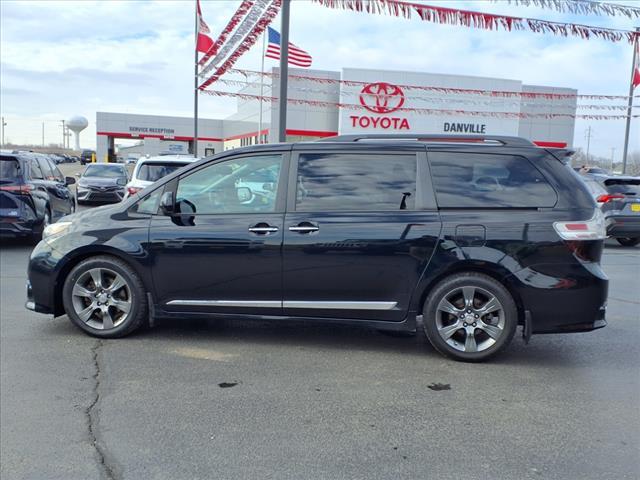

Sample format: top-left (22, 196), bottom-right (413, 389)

top-left (317, 134), bottom-right (534, 147)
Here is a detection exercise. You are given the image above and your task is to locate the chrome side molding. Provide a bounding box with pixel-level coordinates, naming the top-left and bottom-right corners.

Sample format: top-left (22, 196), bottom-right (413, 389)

top-left (165, 300), bottom-right (398, 310)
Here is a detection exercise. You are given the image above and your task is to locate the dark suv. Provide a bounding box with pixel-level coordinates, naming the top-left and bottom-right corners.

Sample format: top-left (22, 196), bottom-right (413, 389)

top-left (26, 135), bottom-right (608, 361)
top-left (1, 152), bottom-right (76, 239)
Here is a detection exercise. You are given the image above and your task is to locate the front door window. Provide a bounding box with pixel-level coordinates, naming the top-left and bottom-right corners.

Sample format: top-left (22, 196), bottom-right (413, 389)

top-left (175, 155), bottom-right (282, 215)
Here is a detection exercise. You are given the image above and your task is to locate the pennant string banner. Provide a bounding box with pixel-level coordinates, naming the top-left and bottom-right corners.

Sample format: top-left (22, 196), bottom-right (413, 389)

top-left (198, 0), bottom-right (255, 66)
top-left (226, 68), bottom-right (639, 100)
top-left (201, 89), bottom-right (639, 120)
top-left (310, 0), bottom-right (638, 43)
top-left (490, 0), bottom-right (640, 19)
top-left (214, 78), bottom-right (637, 110)
top-left (200, 0), bottom-right (272, 77)
top-left (199, 0), bottom-right (282, 90)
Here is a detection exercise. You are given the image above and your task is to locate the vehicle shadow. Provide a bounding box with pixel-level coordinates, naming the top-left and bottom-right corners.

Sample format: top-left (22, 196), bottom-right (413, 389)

top-left (80, 315), bottom-right (595, 366)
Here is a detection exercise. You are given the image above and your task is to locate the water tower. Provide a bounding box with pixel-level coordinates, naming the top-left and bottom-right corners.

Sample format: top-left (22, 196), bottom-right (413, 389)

top-left (66, 115), bottom-right (88, 150)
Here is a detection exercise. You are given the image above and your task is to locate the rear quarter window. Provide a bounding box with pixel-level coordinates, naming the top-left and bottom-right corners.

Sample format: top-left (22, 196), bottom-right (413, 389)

top-left (429, 152), bottom-right (557, 208)
top-left (137, 163), bottom-right (189, 182)
top-left (0, 156), bottom-right (21, 178)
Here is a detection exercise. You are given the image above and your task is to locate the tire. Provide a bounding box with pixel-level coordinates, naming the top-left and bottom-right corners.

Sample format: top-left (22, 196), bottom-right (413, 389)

top-left (62, 255), bottom-right (147, 338)
top-left (423, 272), bottom-right (517, 362)
top-left (616, 237), bottom-right (640, 247)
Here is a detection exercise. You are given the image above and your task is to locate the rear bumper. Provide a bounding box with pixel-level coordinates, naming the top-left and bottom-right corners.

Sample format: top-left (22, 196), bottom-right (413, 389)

top-left (606, 215), bottom-right (640, 238)
top-left (507, 261), bottom-right (608, 334)
top-left (0, 218), bottom-right (39, 237)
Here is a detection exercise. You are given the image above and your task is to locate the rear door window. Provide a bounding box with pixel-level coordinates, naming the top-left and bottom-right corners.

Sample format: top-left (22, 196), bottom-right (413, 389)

top-left (30, 159), bottom-right (44, 179)
top-left (295, 153), bottom-right (417, 211)
top-left (37, 158), bottom-right (54, 180)
top-left (429, 152), bottom-right (557, 208)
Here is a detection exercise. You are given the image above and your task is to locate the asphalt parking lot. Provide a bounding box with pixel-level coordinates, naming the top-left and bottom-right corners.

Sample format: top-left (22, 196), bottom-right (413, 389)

top-left (1, 169), bottom-right (639, 480)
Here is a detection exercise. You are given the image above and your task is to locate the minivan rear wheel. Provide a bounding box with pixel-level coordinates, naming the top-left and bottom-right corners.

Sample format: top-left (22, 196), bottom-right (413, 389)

top-left (423, 273), bottom-right (517, 362)
top-left (62, 256), bottom-right (147, 338)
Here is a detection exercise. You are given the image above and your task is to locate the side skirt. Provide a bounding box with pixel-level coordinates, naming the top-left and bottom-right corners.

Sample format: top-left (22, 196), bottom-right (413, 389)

top-left (152, 308), bottom-right (417, 332)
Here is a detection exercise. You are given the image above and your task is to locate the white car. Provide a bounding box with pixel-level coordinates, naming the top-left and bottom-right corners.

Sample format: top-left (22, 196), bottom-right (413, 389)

top-left (124, 155), bottom-right (198, 199)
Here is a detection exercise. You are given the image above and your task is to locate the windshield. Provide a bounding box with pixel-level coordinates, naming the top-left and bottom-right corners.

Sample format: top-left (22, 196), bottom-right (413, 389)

top-left (0, 157), bottom-right (20, 179)
top-left (604, 179), bottom-right (640, 196)
top-left (137, 163), bottom-right (188, 182)
top-left (83, 164), bottom-right (126, 178)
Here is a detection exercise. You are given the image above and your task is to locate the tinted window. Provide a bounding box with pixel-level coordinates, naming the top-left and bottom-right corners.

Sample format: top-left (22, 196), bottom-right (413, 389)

top-left (296, 153), bottom-right (416, 211)
top-left (0, 157), bottom-right (20, 178)
top-left (133, 188), bottom-right (163, 215)
top-left (429, 152), bottom-right (557, 208)
top-left (37, 158), bottom-right (54, 180)
top-left (30, 159), bottom-right (44, 179)
top-left (49, 162), bottom-right (64, 182)
top-left (137, 162), bottom-right (189, 182)
top-left (176, 154), bottom-right (282, 214)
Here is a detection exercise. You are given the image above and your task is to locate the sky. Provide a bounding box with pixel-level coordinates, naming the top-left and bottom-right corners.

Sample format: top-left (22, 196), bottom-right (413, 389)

top-left (0, 0), bottom-right (638, 160)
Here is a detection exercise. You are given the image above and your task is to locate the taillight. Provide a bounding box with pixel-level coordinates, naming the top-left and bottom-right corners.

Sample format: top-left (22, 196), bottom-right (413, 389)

top-left (0, 184), bottom-right (33, 194)
top-left (596, 193), bottom-right (624, 204)
top-left (127, 187), bottom-right (142, 196)
top-left (553, 209), bottom-right (607, 241)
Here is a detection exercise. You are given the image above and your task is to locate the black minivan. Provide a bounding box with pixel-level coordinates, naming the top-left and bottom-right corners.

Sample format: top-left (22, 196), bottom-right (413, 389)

top-left (26, 135), bottom-right (608, 361)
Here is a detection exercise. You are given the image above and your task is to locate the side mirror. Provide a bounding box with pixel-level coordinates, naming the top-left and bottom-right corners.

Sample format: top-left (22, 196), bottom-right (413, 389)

top-left (65, 176), bottom-right (76, 185)
top-left (159, 191), bottom-right (174, 215)
top-left (116, 177), bottom-right (127, 186)
top-left (236, 187), bottom-right (252, 203)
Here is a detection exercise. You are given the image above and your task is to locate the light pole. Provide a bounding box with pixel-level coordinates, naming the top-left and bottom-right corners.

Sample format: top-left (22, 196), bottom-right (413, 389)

top-left (1, 117), bottom-right (6, 148)
top-left (585, 126), bottom-right (592, 163)
top-left (60, 120), bottom-right (66, 148)
top-left (610, 147), bottom-right (616, 172)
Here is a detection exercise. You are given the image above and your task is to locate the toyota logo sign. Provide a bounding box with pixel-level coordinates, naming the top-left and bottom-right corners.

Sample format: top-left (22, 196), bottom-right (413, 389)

top-left (359, 82), bottom-right (405, 114)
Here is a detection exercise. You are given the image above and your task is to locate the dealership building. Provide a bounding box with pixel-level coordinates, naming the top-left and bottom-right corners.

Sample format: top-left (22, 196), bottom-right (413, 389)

top-left (96, 67), bottom-right (577, 160)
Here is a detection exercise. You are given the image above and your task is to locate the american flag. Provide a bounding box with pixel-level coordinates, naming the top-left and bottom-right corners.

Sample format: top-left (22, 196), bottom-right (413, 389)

top-left (265, 27), bottom-right (312, 68)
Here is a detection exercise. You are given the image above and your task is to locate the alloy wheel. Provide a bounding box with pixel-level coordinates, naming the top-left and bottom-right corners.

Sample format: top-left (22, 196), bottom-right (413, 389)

top-left (70, 267), bottom-right (132, 330)
top-left (435, 286), bottom-right (506, 353)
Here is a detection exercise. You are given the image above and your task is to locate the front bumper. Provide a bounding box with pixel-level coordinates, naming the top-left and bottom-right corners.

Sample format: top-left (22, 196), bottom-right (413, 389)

top-left (77, 187), bottom-right (125, 203)
top-left (606, 215), bottom-right (640, 238)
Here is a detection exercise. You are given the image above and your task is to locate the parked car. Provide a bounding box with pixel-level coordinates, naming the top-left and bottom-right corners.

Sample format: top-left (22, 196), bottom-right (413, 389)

top-left (124, 155), bottom-right (197, 199)
top-left (573, 166), bottom-right (610, 177)
top-left (80, 150), bottom-right (95, 165)
top-left (26, 135), bottom-right (609, 362)
top-left (1, 152), bottom-right (76, 239)
top-left (76, 163), bottom-right (129, 205)
top-left (593, 176), bottom-right (640, 246)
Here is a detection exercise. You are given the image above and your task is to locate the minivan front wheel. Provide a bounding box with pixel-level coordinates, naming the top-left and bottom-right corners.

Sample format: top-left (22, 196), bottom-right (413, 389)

top-left (423, 273), bottom-right (517, 362)
top-left (62, 256), bottom-right (147, 338)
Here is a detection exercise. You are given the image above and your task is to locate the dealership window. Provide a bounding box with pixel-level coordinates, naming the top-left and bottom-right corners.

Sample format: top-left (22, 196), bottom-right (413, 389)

top-left (429, 152), bottom-right (557, 208)
top-left (295, 153), bottom-right (416, 211)
top-left (175, 154), bottom-right (282, 214)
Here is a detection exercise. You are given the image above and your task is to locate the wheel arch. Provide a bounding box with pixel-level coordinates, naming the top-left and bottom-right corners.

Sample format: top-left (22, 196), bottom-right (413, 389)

top-left (53, 247), bottom-right (151, 317)
top-left (412, 261), bottom-right (526, 326)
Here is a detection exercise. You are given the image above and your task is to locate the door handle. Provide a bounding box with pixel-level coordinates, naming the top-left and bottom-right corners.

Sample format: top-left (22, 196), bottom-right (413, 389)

top-left (289, 222), bottom-right (319, 233)
top-left (248, 224), bottom-right (279, 234)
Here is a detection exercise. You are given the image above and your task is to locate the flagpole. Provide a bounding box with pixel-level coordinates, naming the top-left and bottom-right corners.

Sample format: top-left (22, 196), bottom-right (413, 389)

top-left (258, 31), bottom-right (266, 143)
top-left (194, 0), bottom-right (199, 157)
top-left (622, 28), bottom-right (639, 174)
top-left (277, 0), bottom-right (290, 143)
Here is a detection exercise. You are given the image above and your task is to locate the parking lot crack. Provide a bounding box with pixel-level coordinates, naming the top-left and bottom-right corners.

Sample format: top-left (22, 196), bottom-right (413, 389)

top-left (86, 339), bottom-right (120, 480)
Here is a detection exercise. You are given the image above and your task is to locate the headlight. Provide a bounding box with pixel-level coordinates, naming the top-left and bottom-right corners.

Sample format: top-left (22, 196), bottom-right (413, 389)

top-left (43, 221), bottom-right (72, 240)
